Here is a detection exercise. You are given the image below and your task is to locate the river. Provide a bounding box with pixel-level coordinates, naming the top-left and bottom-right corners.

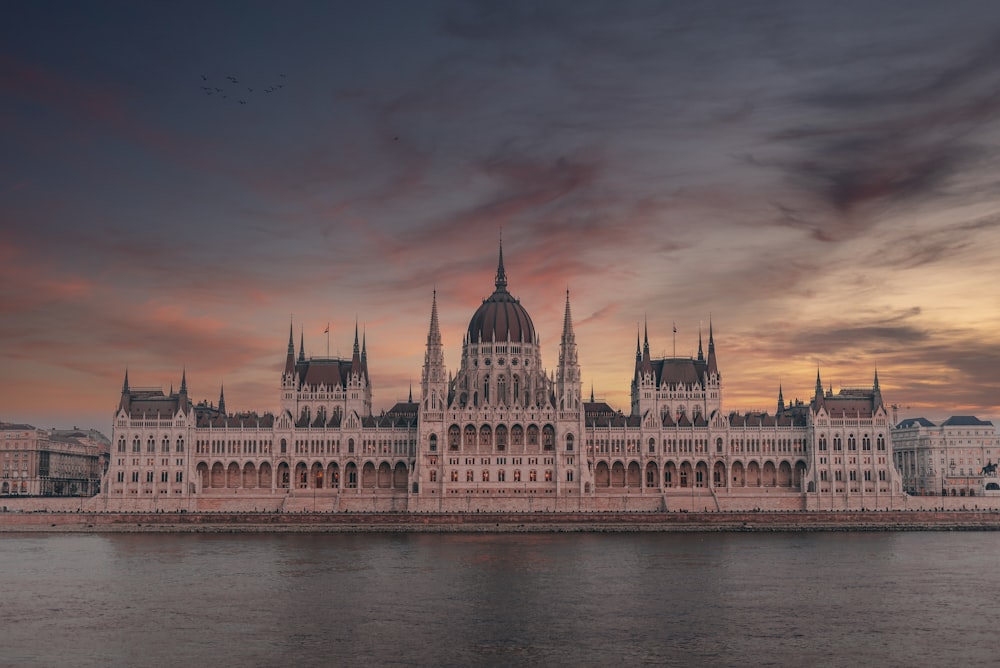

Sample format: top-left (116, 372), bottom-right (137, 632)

top-left (1, 532), bottom-right (998, 666)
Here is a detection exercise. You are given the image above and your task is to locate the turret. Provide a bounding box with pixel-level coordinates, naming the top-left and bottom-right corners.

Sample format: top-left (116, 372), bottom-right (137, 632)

top-left (556, 289), bottom-right (581, 411)
top-left (421, 289), bottom-right (448, 411)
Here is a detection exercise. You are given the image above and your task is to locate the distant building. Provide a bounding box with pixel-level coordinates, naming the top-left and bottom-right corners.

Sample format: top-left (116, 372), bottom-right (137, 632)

top-left (892, 416), bottom-right (1000, 496)
top-left (0, 423), bottom-right (109, 496)
top-left (101, 244), bottom-right (903, 511)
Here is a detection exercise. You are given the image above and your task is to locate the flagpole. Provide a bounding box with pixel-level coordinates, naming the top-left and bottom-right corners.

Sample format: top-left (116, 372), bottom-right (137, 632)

top-left (326, 323), bottom-right (330, 357)
top-left (672, 323), bottom-right (676, 358)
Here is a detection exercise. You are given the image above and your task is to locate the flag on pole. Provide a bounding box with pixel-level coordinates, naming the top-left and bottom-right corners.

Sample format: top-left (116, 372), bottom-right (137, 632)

top-left (673, 323), bottom-right (677, 333)
top-left (324, 323), bottom-right (329, 334)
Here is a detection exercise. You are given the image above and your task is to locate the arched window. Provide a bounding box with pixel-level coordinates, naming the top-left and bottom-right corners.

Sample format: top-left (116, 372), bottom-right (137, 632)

top-left (567, 434), bottom-right (575, 451)
top-left (162, 437), bottom-right (170, 453)
top-left (118, 438), bottom-right (126, 453)
top-left (448, 425), bottom-right (460, 450)
top-left (429, 434), bottom-right (438, 451)
top-left (648, 437), bottom-right (655, 453)
top-left (147, 437), bottom-right (155, 453)
top-left (176, 437), bottom-right (184, 452)
top-left (848, 435), bottom-right (857, 450)
top-left (280, 438), bottom-right (287, 454)
top-left (430, 470), bottom-right (437, 482)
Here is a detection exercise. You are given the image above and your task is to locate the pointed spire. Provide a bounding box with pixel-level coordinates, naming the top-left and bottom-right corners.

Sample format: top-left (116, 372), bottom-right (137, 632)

top-left (706, 317), bottom-right (718, 376)
top-left (218, 385), bottom-right (226, 416)
top-left (777, 384), bottom-right (785, 414)
top-left (590, 383), bottom-right (595, 403)
top-left (697, 325), bottom-right (704, 362)
top-left (180, 368), bottom-right (187, 394)
top-left (408, 382), bottom-right (413, 403)
top-left (495, 238), bottom-right (508, 290)
top-left (874, 367), bottom-right (880, 391)
top-left (361, 327), bottom-right (369, 381)
top-left (287, 318), bottom-right (295, 356)
top-left (428, 289), bottom-right (442, 346)
top-left (351, 320), bottom-right (362, 376)
top-left (635, 325), bottom-right (642, 362)
top-left (561, 289), bottom-right (575, 343)
top-left (642, 317), bottom-right (650, 361)
top-left (815, 368), bottom-right (823, 395)
top-left (122, 368), bottom-right (129, 393)
top-left (298, 326), bottom-right (305, 363)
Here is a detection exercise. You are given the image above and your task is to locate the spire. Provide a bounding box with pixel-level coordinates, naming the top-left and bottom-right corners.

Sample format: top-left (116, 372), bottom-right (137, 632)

top-left (351, 320), bottom-right (362, 376)
top-left (121, 368), bottom-right (129, 394)
top-left (287, 318), bottom-right (295, 356)
top-left (218, 385), bottom-right (226, 416)
top-left (495, 239), bottom-right (507, 290)
top-left (561, 289), bottom-right (575, 344)
top-left (777, 384), bottom-right (785, 414)
top-left (697, 326), bottom-right (704, 362)
top-left (635, 326), bottom-right (642, 363)
top-left (706, 318), bottom-right (718, 376)
top-left (284, 319), bottom-right (296, 377)
top-left (408, 383), bottom-right (413, 403)
top-left (180, 368), bottom-right (187, 395)
top-left (874, 367), bottom-right (880, 392)
top-left (361, 328), bottom-right (369, 381)
top-left (590, 383), bottom-right (595, 403)
top-left (427, 289), bottom-right (442, 346)
top-left (298, 326), bottom-right (305, 363)
top-left (642, 317), bottom-right (650, 361)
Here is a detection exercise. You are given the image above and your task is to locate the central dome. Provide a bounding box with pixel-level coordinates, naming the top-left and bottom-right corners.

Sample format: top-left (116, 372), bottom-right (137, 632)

top-left (466, 245), bottom-right (536, 344)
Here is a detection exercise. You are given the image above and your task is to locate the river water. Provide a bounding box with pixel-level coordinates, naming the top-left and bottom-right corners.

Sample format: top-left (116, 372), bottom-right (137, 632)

top-left (2, 531), bottom-right (998, 667)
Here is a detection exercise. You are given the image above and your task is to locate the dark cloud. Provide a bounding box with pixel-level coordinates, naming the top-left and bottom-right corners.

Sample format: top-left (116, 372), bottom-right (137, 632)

top-left (769, 33), bottom-right (1000, 233)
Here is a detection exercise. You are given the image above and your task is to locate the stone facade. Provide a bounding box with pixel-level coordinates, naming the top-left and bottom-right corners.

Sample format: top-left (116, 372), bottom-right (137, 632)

top-left (892, 416), bottom-right (1000, 497)
top-left (1, 423), bottom-right (108, 497)
top-left (99, 245), bottom-right (906, 512)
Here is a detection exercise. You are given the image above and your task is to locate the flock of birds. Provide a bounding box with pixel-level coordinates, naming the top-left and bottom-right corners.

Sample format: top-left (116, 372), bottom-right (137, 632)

top-left (199, 73), bottom-right (287, 105)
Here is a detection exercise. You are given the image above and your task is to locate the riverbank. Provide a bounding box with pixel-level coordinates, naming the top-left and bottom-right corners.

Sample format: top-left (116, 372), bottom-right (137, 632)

top-left (2, 509), bottom-right (1000, 532)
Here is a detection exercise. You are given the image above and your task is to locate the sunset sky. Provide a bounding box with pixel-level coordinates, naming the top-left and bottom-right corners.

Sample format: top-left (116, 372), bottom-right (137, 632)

top-left (3, 1), bottom-right (1000, 436)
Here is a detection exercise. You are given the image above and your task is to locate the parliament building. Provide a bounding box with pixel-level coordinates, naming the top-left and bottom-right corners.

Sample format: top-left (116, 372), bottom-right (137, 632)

top-left (100, 246), bottom-right (904, 512)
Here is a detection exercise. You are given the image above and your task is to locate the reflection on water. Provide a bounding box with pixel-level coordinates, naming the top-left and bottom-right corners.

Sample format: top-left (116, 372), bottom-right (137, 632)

top-left (1, 532), bottom-right (999, 667)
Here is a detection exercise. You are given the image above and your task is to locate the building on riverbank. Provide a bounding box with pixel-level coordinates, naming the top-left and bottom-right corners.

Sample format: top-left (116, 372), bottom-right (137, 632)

top-left (98, 244), bottom-right (906, 512)
top-left (892, 416), bottom-right (1000, 497)
top-left (1, 423), bottom-right (108, 497)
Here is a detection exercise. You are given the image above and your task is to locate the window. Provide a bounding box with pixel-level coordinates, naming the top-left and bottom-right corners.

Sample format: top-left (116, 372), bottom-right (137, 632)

top-left (430, 470), bottom-right (437, 482)
top-left (514, 470), bottom-right (521, 482)
top-left (175, 471), bottom-right (183, 483)
top-left (161, 471), bottom-right (168, 483)
top-left (429, 434), bottom-right (438, 451)
top-left (529, 470), bottom-right (537, 482)
top-left (450, 470), bottom-right (458, 482)
top-left (466, 470), bottom-right (474, 482)
top-left (566, 470), bottom-right (574, 482)
top-left (117, 471), bottom-right (124, 483)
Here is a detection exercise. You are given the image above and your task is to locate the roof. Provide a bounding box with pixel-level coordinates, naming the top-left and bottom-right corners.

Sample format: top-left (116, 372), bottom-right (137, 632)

top-left (942, 416), bottom-right (994, 427)
top-left (650, 358), bottom-right (708, 387)
top-left (896, 417), bottom-right (936, 428)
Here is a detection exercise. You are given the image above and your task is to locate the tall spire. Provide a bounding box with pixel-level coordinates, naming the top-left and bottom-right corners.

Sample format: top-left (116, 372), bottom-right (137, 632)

top-left (428, 289), bottom-right (442, 346)
top-left (697, 325), bottom-right (704, 362)
top-left (777, 384), bottom-right (785, 414)
top-left (495, 239), bottom-right (507, 290)
top-left (298, 326), bottom-right (305, 363)
top-left (284, 319), bottom-right (296, 377)
top-left (351, 320), bottom-right (362, 376)
top-left (287, 318), bottom-right (295, 356)
top-left (180, 368), bottom-right (187, 394)
top-left (561, 289), bottom-right (575, 344)
top-left (590, 383), bottom-right (595, 403)
top-left (218, 385), bottom-right (226, 416)
top-left (642, 317), bottom-right (650, 361)
top-left (122, 368), bottom-right (129, 393)
top-left (706, 318), bottom-right (719, 376)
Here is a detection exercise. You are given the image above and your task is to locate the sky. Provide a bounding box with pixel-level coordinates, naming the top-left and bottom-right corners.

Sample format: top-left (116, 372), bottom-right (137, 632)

top-left (3, 0), bottom-right (1000, 436)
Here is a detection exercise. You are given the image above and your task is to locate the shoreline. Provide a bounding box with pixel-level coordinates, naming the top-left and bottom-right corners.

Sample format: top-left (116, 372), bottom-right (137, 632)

top-left (3, 509), bottom-right (1000, 533)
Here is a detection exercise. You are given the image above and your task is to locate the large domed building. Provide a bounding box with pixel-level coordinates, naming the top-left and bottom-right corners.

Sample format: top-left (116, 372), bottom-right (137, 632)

top-left (100, 242), bottom-right (902, 512)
